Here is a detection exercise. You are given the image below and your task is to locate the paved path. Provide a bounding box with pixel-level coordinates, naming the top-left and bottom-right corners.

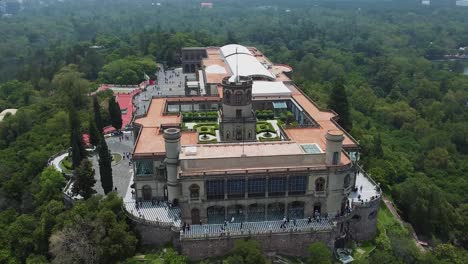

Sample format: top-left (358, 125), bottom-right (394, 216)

top-left (382, 196), bottom-right (426, 253)
top-left (92, 135), bottom-right (134, 197)
top-left (133, 66), bottom-right (191, 116)
top-left (51, 152), bottom-right (68, 173)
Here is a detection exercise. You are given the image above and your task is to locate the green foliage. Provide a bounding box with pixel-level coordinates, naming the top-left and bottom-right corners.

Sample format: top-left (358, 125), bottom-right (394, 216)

top-left (255, 109), bottom-right (274, 120)
top-left (34, 167), bottom-right (66, 205)
top-left (88, 116), bottom-right (100, 146)
top-left (93, 95), bottom-right (104, 133)
top-left (307, 242), bottom-right (332, 264)
top-left (225, 239), bottom-right (268, 264)
top-left (50, 193), bottom-right (137, 263)
top-left (69, 107), bottom-right (87, 168)
top-left (97, 135), bottom-right (113, 194)
top-left (98, 56), bottom-right (157, 85)
top-left (328, 78), bottom-right (352, 131)
top-left (196, 125), bottom-right (217, 136)
top-left (109, 96), bottom-right (123, 130)
top-left (72, 159), bottom-right (96, 199)
top-left (393, 174), bottom-right (455, 240)
top-left (52, 65), bottom-right (91, 109)
top-left (0, 80), bottom-right (38, 111)
top-left (182, 111), bottom-right (218, 122)
top-left (255, 121), bottom-right (275, 133)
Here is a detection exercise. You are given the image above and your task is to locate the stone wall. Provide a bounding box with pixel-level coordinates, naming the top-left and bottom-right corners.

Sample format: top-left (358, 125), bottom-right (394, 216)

top-left (348, 197), bottom-right (381, 241)
top-left (180, 229), bottom-right (337, 261)
top-left (134, 222), bottom-right (179, 247)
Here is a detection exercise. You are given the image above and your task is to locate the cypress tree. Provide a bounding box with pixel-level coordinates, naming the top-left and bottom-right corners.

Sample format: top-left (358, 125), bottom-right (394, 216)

top-left (328, 78), bottom-right (352, 131)
top-left (93, 96), bottom-right (104, 133)
top-left (98, 134), bottom-right (113, 194)
top-left (72, 159), bottom-right (96, 199)
top-left (108, 96), bottom-right (122, 130)
top-left (88, 116), bottom-right (100, 147)
top-left (69, 107), bottom-right (86, 169)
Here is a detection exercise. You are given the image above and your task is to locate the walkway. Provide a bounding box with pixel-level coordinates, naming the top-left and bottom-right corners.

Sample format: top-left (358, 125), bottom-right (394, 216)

top-left (181, 218), bottom-right (334, 239)
top-left (133, 66), bottom-right (191, 116)
top-left (91, 136), bottom-right (134, 196)
top-left (123, 172), bottom-right (182, 226)
top-left (50, 152), bottom-right (68, 173)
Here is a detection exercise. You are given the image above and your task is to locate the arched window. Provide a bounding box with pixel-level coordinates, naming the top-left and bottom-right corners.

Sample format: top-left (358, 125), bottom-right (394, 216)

top-left (226, 131), bottom-right (230, 140)
top-left (235, 91), bottom-right (243, 105)
top-left (189, 184), bottom-right (200, 199)
top-left (315, 177), bottom-right (325, 192)
top-left (224, 90), bottom-right (231, 103)
top-left (344, 174), bottom-right (351, 188)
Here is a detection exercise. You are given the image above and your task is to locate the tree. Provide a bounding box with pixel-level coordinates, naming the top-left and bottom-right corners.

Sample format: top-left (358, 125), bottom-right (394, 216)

top-left (307, 242), bottom-right (332, 264)
top-left (328, 78), bottom-right (352, 131)
top-left (93, 95), bottom-right (104, 133)
top-left (393, 174), bottom-right (454, 239)
top-left (34, 167), bottom-right (65, 205)
top-left (52, 65), bottom-right (90, 109)
top-left (72, 159), bottom-right (96, 199)
top-left (69, 107), bottom-right (86, 169)
top-left (97, 134), bottom-right (113, 194)
top-left (108, 96), bottom-right (122, 130)
top-left (49, 193), bottom-right (137, 264)
top-left (373, 134), bottom-right (384, 158)
top-left (88, 116), bottom-right (100, 147)
top-left (225, 239), bottom-right (268, 264)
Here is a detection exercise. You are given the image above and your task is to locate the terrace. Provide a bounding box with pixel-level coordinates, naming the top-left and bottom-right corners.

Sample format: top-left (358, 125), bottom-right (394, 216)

top-left (180, 218), bottom-right (335, 240)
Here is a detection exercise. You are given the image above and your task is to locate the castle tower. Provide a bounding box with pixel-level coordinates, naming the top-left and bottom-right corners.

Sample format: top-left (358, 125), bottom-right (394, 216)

top-left (219, 76), bottom-right (256, 142)
top-left (163, 128), bottom-right (182, 203)
top-left (325, 130), bottom-right (344, 165)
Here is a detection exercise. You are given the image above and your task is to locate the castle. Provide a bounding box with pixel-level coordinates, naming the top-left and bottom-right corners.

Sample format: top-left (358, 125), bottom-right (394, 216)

top-left (125, 44), bottom-right (381, 259)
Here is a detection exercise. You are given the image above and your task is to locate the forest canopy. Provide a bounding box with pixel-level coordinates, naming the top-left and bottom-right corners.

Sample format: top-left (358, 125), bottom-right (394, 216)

top-left (0, 0), bottom-right (467, 263)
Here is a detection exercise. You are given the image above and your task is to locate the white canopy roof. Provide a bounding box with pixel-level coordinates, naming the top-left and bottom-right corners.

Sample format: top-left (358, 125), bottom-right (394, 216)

top-left (252, 81), bottom-right (291, 97)
top-left (220, 44), bottom-right (251, 57)
top-left (220, 44), bottom-right (275, 81)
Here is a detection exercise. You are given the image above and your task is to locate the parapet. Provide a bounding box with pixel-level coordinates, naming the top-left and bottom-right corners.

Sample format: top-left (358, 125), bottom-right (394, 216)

top-left (326, 130), bottom-right (344, 142)
top-left (163, 128), bottom-right (181, 141)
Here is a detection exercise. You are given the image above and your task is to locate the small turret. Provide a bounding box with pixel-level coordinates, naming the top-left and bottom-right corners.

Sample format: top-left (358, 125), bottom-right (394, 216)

top-left (163, 128), bottom-right (181, 203)
top-left (325, 130), bottom-right (344, 165)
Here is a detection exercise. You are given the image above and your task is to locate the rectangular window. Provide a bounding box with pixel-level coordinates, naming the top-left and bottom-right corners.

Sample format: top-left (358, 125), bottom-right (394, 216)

top-left (135, 160), bottom-right (153, 176)
top-left (236, 109), bottom-right (242, 118)
top-left (206, 180), bottom-right (225, 200)
top-left (288, 175), bottom-right (307, 195)
top-left (248, 178), bottom-right (266, 197)
top-left (333, 152), bottom-right (339, 165)
top-left (227, 179), bottom-right (245, 199)
top-left (268, 177), bottom-right (286, 196)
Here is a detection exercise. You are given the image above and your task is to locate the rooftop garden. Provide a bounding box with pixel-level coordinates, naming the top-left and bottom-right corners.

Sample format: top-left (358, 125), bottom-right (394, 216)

top-left (194, 123), bottom-right (219, 144)
top-left (182, 111), bottom-right (218, 122)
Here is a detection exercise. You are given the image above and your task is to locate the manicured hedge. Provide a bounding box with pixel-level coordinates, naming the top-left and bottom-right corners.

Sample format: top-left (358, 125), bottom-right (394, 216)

top-left (256, 109), bottom-right (274, 120)
top-left (182, 111), bottom-right (218, 122)
top-left (256, 121), bottom-right (275, 133)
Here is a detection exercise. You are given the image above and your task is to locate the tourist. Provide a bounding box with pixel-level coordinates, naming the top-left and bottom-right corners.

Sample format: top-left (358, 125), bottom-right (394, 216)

top-left (187, 224), bottom-right (190, 232)
top-left (307, 216), bottom-right (312, 224)
top-left (240, 222), bottom-right (243, 230)
top-left (231, 217), bottom-right (235, 223)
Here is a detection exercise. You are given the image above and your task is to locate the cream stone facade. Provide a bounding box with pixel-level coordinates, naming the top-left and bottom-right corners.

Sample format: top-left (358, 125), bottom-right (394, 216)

top-left (127, 44), bottom-right (381, 258)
